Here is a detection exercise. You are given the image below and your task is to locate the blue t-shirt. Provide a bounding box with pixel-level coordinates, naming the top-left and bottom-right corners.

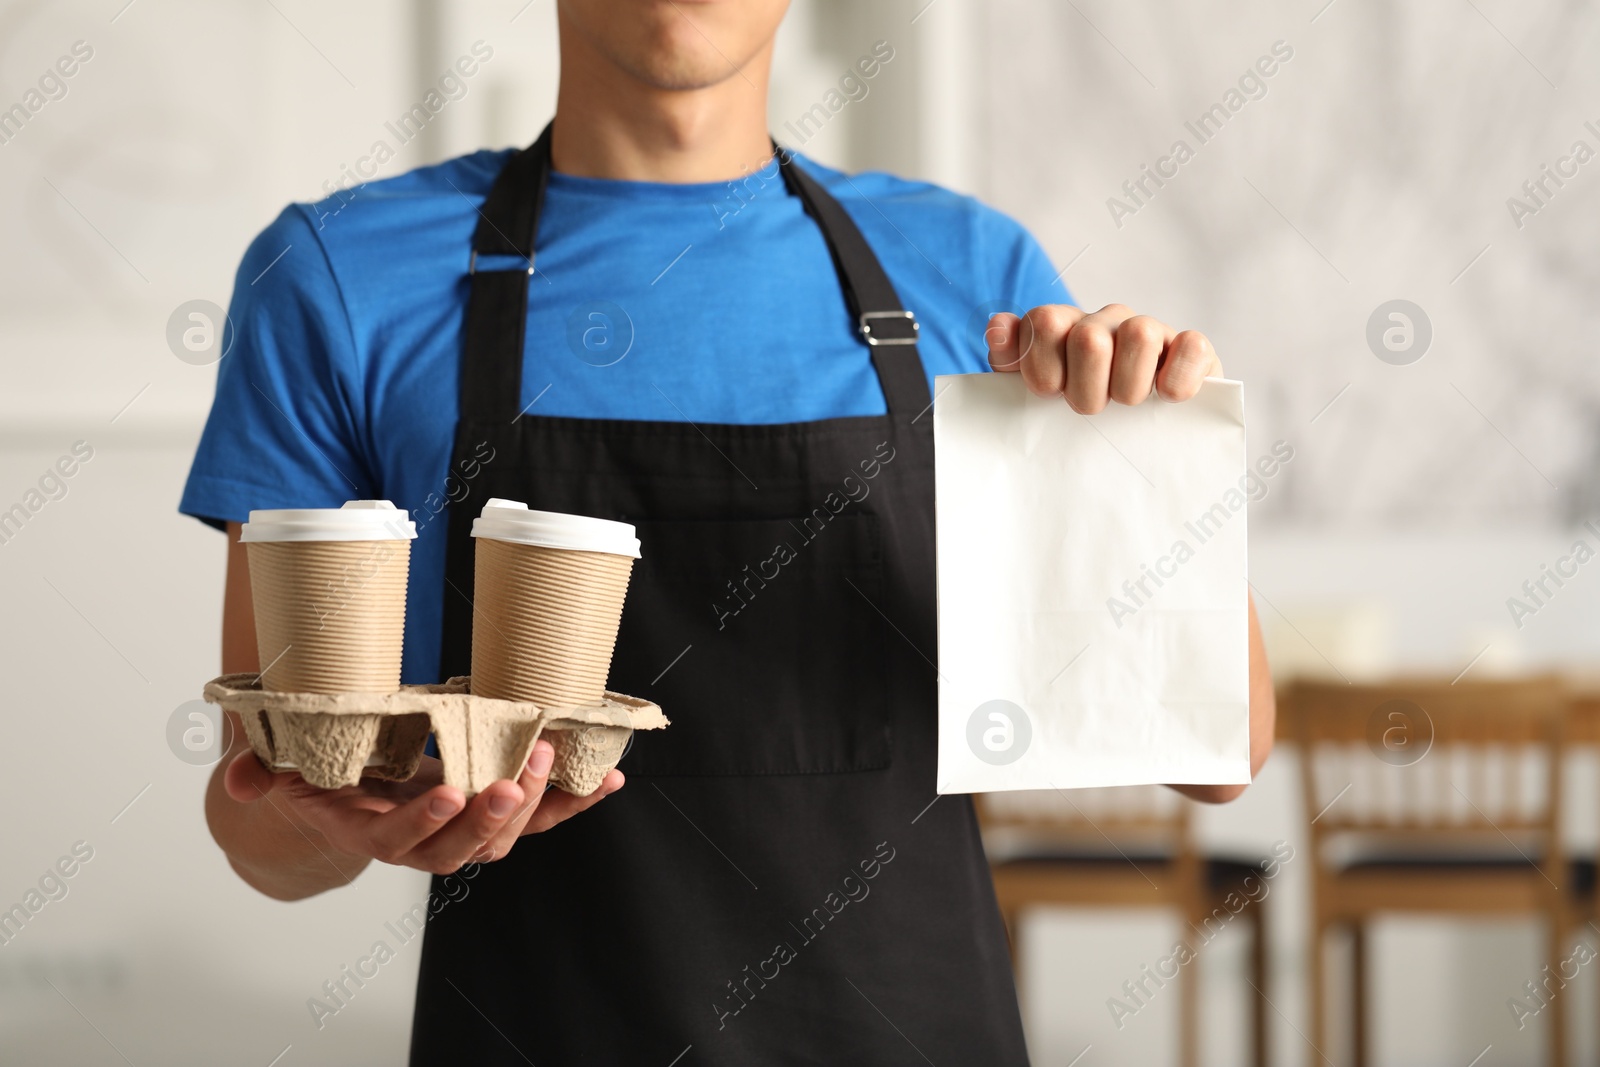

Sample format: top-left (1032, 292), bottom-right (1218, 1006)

top-left (181, 149), bottom-right (1070, 684)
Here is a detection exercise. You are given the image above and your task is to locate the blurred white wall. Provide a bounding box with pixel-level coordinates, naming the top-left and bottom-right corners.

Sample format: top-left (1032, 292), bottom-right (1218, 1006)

top-left (2, 1), bottom-right (1598, 1065)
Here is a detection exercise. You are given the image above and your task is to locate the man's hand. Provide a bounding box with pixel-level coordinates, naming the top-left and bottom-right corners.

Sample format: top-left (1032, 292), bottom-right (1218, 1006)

top-left (210, 520), bottom-right (625, 898)
top-left (986, 304), bottom-right (1222, 412)
top-left (218, 734), bottom-right (622, 891)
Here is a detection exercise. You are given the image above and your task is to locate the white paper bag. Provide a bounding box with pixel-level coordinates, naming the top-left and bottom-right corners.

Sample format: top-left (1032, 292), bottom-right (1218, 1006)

top-left (934, 374), bottom-right (1251, 794)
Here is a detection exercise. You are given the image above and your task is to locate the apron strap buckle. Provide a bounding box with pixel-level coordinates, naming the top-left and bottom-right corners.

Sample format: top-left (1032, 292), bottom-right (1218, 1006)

top-left (468, 249), bottom-right (537, 276)
top-left (859, 309), bottom-right (919, 347)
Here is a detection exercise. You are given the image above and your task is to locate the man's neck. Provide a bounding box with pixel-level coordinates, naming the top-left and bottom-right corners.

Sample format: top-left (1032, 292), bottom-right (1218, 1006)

top-left (550, 23), bottom-right (774, 183)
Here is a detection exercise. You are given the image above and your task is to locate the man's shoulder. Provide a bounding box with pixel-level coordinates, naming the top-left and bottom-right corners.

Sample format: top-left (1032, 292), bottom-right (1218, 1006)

top-left (235, 148), bottom-right (517, 300)
top-left (300, 147), bottom-right (517, 240)
top-left (790, 154), bottom-right (1046, 275)
top-left (795, 156), bottom-right (1021, 227)
top-left (342, 146), bottom-right (514, 200)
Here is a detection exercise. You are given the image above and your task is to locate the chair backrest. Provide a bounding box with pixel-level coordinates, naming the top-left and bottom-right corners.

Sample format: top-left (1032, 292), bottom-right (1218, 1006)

top-left (976, 786), bottom-right (1191, 863)
top-left (1285, 677), bottom-right (1568, 870)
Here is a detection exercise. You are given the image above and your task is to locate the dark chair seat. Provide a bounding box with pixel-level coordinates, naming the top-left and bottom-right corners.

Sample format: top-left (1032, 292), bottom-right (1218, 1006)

top-left (1336, 855), bottom-right (1596, 897)
top-left (996, 852), bottom-right (1271, 886)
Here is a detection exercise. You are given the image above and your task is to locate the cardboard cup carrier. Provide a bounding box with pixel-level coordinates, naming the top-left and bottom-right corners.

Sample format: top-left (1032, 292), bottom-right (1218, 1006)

top-left (210, 499), bottom-right (664, 796)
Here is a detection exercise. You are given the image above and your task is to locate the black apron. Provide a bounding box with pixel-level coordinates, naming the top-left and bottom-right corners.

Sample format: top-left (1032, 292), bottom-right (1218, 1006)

top-left (410, 126), bottom-right (1029, 1066)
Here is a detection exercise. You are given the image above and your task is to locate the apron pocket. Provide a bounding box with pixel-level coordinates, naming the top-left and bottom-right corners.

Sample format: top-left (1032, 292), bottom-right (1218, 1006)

top-left (608, 513), bottom-right (891, 776)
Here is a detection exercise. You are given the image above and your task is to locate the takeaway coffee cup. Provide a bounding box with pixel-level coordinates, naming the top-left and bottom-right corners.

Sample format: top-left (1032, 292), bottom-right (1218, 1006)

top-left (241, 500), bottom-right (417, 694)
top-left (469, 499), bottom-right (640, 709)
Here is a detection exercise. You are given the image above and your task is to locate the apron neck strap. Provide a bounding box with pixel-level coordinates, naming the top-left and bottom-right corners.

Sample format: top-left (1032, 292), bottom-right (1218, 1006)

top-left (459, 123), bottom-right (932, 423)
top-left (771, 141), bottom-right (930, 417)
top-left (472, 122), bottom-right (552, 262)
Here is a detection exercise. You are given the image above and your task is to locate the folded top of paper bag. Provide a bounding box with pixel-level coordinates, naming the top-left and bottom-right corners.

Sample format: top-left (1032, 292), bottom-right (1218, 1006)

top-left (934, 374), bottom-right (1251, 794)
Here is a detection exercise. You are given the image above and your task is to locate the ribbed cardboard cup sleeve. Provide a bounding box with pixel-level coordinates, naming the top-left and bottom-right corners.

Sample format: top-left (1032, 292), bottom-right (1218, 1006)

top-left (469, 538), bottom-right (634, 709)
top-left (246, 540), bottom-right (410, 694)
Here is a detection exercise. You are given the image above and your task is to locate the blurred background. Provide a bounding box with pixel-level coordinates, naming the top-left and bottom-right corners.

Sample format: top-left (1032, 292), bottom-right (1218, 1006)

top-left (2, 0), bottom-right (1598, 1064)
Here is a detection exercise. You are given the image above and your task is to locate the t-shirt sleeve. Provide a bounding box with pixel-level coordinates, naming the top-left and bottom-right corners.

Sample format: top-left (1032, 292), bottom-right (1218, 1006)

top-left (179, 206), bottom-right (375, 531)
top-left (942, 202), bottom-right (1075, 376)
top-left (993, 214), bottom-right (1074, 315)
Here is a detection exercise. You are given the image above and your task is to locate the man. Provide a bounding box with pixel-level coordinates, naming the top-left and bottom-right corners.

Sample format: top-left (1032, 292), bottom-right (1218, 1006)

top-left (188, 1), bottom-right (1274, 1062)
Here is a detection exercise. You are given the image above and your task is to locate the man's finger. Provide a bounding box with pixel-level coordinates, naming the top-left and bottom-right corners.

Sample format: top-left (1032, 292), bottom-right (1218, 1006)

top-left (985, 313), bottom-right (1022, 372)
top-left (1108, 315), bottom-right (1173, 406)
top-left (1064, 304), bottom-right (1134, 413)
top-left (224, 748), bottom-right (287, 804)
top-left (479, 739), bottom-right (557, 860)
top-left (1155, 330), bottom-right (1222, 401)
top-left (524, 769), bottom-right (625, 835)
top-left (1016, 306), bottom-right (1075, 397)
top-left (407, 781), bottom-right (527, 874)
top-left (359, 786), bottom-right (468, 865)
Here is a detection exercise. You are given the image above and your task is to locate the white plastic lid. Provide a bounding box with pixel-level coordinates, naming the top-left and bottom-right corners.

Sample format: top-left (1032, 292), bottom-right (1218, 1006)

top-left (470, 498), bottom-right (640, 558)
top-left (240, 500), bottom-right (417, 543)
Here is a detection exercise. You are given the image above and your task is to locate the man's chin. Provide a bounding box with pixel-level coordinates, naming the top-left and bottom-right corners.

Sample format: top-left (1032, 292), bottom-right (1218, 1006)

top-left (622, 53), bottom-right (752, 92)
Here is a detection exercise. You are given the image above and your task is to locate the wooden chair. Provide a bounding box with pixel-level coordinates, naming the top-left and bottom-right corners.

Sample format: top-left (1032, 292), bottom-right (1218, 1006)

top-left (1287, 678), bottom-right (1585, 1067)
top-left (979, 787), bottom-right (1270, 1067)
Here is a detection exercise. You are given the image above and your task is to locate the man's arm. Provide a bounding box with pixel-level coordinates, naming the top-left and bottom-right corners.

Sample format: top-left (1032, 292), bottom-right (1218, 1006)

top-left (987, 304), bottom-right (1277, 803)
top-left (205, 522), bottom-right (623, 900)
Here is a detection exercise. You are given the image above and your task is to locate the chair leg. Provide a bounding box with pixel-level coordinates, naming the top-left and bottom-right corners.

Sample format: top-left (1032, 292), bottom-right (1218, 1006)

top-left (1352, 921), bottom-right (1368, 1067)
top-left (1547, 916), bottom-right (1567, 1067)
top-left (1310, 919), bottom-right (1328, 1067)
top-left (1179, 934), bottom-right (1198, 1067)
top-left (1248, 907), bottom-right (1267, 1067)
